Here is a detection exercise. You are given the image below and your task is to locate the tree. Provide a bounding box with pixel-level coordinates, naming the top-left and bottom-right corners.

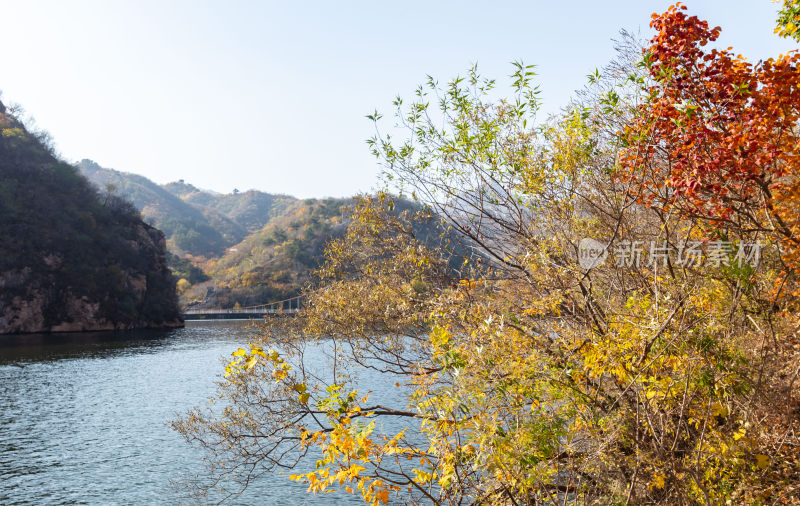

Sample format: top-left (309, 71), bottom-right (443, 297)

top-left (176, 278), bottom-right (191, 295)
top-left (174, 196), bottom-right (453, 503)
top-left (175, 6), bottom-right (800, 504)
top-left (619, 4), bottom-right (800, 302)
top-left (776, 0), bottom-right (800, 41)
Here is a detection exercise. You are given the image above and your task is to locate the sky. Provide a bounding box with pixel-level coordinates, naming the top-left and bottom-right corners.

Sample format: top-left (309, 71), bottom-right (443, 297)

top-left (0, 1), bottom-right (796, 198)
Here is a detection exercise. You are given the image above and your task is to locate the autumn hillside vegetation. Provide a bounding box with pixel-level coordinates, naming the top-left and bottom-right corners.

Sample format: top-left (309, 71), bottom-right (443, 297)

top-left (81, 162), bottom-right (418, 309)
top-left (175, 5), bottom-right (800, 504)
top-left (192, 195), bottom-right (471, 309)
top-left (78, 161), bottom-right (331, 307)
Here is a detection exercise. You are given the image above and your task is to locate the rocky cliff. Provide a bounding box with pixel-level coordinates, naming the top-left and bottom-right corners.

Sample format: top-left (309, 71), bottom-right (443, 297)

top-left (0, 100), bottom-right (183, 333)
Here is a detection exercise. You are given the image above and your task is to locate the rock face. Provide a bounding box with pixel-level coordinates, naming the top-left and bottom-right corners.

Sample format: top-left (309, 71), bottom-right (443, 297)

top-left (0, 223), bottom-right (182, 334)
top-left (0, 99), bottom-right (183, 334)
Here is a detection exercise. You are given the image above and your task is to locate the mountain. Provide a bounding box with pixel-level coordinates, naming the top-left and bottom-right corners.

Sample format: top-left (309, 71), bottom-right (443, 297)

top-left (78, 161), bottom-right (342, 307)
top-left (78, 160), bottom-right (242, 257)
top-left (163, 182), bottom-right (297, 233)
top-left (79, 161), bottom-right (302, 259)
top-left (0, 102), bottom-right (182, 333)
top-left (192, 198), bottom-right (350, 308)
top-left (78, 163), bottom-right (471, 310)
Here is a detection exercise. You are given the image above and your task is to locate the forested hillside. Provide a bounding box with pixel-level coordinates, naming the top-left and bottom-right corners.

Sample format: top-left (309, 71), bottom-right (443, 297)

top-left (80, 162), bottom-right (304, 261)
top-left (191, 198), bottom-right (349, 307)
top-left (79, 162), bottom-right (468, 309)
top-left (0, 102), bottom-right (181, 333)
top-left (78, 160), bottom-right (242, 256)
top-left (163, 181), bottom-right (296, 233)
top-left (79, 162), bottom-right (329, 307)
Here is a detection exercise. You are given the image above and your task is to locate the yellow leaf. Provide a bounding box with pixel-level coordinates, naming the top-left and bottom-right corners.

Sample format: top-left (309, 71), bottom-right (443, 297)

top-left (650, 472), bottom-right (666, 490)
top-left (245, 355), bottom-right (258, 369)
top-left (711, 402), bottom-right (728, 418)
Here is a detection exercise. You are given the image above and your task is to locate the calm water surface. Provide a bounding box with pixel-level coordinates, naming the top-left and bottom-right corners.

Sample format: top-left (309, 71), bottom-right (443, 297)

top-left (0, 321), bottom-right (387, 505)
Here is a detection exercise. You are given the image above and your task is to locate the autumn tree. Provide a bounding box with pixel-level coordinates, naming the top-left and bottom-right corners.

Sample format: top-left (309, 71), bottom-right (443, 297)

top-left (620, 3), bottom-right (800, 301)
top-left (777, 0), bottom-right (800, 41)
top-left (175, 277), bottom-right (191, 295)
top-left (616, 3), bottom-right (800, 500)
top-left (175, 5), bottom-right (800, 504)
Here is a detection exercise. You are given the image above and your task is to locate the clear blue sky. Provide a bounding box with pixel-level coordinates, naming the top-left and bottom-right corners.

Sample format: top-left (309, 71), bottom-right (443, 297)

top-left (0, 1), bottom-right (795, 198)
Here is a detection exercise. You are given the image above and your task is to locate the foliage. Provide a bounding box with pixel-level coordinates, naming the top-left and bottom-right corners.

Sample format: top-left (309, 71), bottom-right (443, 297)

top-left (620, 3), bottom-right (800, 301)
top-left (776, 0), bottom-right (800, 41)
top-left (175, 278), bottom-right (191, 295)
top-left (0, 107), bottom-right (181, 329)
top-left (175, 5), bottom-right (800, 505)
top-left (173, 197), bottom-right (453, 502)
top-left (166, 251), bottom-right (210, 285)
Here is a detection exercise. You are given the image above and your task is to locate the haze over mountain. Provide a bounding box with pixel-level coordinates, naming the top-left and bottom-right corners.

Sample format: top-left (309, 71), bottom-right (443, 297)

top-left (163, 180), bottom-right (297, 234)
top-left (78, 160), bottom-right (243, 257)
top-left (78, 161), bottom-right (353, 308)
top-left (78, 161), bottom-right (470, 310)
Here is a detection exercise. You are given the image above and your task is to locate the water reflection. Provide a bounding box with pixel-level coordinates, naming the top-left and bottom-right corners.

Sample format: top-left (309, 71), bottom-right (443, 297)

top-left (0, 321), bottom-right (369, 505)
top-left (0, 328), bottom-right (176, 364)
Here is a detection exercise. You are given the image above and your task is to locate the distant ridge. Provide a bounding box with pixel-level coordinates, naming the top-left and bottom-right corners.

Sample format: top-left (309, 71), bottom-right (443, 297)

top-left (77, 161), bottom-right (470, 310)
top-left (77, 160), bottom-right (348, 308)
top-left (79, 160), bottom-right (303, 258)
top-left (79, 159), bottom-right (246, 257)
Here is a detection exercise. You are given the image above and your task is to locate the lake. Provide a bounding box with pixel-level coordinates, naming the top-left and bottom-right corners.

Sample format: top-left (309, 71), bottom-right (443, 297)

top-left (0, 321), bottom-right (392, 505)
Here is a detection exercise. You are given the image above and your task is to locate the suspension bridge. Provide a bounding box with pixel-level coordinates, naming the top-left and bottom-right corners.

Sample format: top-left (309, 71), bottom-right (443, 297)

top-left (182, 295), bottom-right (304, 320)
